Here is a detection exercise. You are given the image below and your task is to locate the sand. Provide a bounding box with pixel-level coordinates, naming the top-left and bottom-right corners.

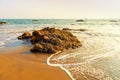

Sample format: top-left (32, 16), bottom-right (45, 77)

top-left (0, 46), bottom-right (70, 80)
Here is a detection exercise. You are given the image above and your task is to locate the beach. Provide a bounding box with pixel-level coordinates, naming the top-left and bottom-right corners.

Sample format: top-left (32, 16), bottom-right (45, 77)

top-left (0, 19), bottom-right (120, 80)
top-left (0, 46), bottom-right (70, 80)
top-left (0, 0), bottom-right (120, 80)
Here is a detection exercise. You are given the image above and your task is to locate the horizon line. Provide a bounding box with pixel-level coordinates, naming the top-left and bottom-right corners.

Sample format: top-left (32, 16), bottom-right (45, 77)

top-left (0, 18), bottom-right (120, 20)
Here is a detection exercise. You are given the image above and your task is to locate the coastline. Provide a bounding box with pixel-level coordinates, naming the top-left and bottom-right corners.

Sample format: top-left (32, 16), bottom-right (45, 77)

top-left (47, 51), bottom-right (74, 80)
top-left (0, 46), bottom-right (70, 80)
top-left (0, 19), bottom-right (120, 80)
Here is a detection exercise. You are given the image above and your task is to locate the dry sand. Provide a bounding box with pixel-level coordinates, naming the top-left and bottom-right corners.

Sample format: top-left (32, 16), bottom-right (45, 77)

top-left (0, 46), bottom-right (70, 80)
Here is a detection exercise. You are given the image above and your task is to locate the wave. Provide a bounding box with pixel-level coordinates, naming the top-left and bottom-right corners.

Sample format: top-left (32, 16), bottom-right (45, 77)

top-left (47, 51), bottom-right (75, 80)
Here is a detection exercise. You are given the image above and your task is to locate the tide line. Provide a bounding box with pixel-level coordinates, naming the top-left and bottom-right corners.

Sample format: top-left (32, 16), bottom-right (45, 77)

top-left (47, 51), bottom-right (75, 80)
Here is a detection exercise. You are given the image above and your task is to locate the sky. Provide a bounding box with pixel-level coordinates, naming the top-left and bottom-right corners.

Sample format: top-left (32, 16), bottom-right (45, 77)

top-left (0, 0), bottom-right (120, 19)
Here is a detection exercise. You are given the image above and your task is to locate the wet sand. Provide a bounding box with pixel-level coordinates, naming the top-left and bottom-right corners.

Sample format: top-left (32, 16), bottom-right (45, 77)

top-left (0, 46), bottom-right (70, 80)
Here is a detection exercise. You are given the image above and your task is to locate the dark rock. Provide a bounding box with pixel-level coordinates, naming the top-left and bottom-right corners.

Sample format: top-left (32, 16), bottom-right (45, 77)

top-left (78, 29), bottom-right (88, 32)
top-left (62, 28), bottom-right (71, 31)
top-left (31, 43), bottom-right (57, 53)
top-left (18, 27), bottom-right (82, 53)
top-left (32, 19), bottom-right (39, 22)
top-left (69, 29), bottom-right (88, 32)
top-left (18, 32), bottom-right (32, 39)
top-left (76, 19), bottom-right (85, 22)
top-left (109, 20), bottom-right (117, 22)
top-left (0, 21), bottom-right (7, 25)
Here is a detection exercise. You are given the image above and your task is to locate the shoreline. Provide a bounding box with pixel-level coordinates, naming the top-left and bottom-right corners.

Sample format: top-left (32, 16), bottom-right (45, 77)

top-left (0, 46), bottom-right (70, 80)
top-left (47, 51), bottom-right (74, 80)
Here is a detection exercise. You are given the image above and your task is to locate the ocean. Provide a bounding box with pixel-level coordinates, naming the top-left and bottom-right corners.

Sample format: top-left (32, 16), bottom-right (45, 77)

top-left (0, 19), bottom-right (120, 80)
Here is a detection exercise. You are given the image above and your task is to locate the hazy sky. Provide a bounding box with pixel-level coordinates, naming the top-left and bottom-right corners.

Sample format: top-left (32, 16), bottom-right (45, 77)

top-left (0, 0), bottom-right (120, 19)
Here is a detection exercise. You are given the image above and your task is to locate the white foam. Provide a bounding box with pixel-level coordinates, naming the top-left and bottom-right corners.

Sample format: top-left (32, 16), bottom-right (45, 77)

top-left (46, 30), bottom-right (120, 80)
top-left (0, 42), bottom-right (4, 46)
top-left (47, 51), bottom-right (75, 80)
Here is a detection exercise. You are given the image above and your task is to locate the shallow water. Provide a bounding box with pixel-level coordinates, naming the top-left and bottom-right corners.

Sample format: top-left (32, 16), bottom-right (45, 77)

top-left (49, 24), bottom-right (120, 80)
top-left (0, 19), bottom-right (120, 80)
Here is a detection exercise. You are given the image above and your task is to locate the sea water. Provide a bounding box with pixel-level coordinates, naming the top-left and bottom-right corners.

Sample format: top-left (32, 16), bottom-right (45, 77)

top-left (0, 19), bottom-right (75, 48)
top-left (0, 19), bottom-right (120, 80)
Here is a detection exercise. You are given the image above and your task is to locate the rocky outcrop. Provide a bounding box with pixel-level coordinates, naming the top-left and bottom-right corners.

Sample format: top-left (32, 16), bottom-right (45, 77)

top-left (18, 32), bottom-right (32, 39)
top-left (0, 21), bottom-right (7, 25)
top-left (18, 27), bottom-right (82, 53)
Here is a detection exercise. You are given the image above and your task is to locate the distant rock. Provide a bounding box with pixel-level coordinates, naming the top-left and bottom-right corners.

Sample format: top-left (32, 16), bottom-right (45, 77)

top-left (76, 19), bottom-right (85, 22)
top-left (0, 21), bottom-right (7, 25)
top-left (78, 29), bottom-right (88, 32)
top-left (62, 28), bottom-right (71, 31)
top-left (18, 27), bottom-right (82, 53)
top-left (63, 28), bottom-right (88, 32)
top-left (32, 19), bottom-right (39, 22)
top-left (109, 20), bottom-right (117, 22)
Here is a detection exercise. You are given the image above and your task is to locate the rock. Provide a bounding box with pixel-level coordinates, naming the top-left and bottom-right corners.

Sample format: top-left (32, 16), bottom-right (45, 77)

top-left (78, 29), bottom-right (88, 32)
top-left (32, 19), bottom-right (39, 22)
top-left (62, 28), bottom-right (71, 31)
top-left (18, 27), bottom-right (82, 53)
top-left (76, 19), bottom-right (85, 22)
top-left (0, 21), bottom-right (7, 25)
top-left (31, 43), bottom-right (57, 53)
top-left (109, 20), bottom-right (117, 22)
top-left (18, 32), bottom-right (32, 39)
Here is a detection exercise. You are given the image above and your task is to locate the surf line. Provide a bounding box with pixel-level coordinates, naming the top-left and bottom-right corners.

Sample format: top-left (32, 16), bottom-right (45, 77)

top-left (47, 51), bottom-right (75, 80)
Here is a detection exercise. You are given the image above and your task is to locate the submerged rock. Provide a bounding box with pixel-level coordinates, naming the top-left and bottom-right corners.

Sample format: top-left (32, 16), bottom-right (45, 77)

top-left (18, 27), bottom-right (82, 53)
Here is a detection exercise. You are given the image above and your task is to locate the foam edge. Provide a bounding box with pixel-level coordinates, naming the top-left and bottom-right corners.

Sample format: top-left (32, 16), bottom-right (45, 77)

top-left (47, 51), bottom-right (75, 80)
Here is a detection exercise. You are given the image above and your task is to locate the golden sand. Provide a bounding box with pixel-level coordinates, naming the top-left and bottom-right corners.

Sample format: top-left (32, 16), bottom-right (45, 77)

top-left (0, 46), bottom-right (70, 80)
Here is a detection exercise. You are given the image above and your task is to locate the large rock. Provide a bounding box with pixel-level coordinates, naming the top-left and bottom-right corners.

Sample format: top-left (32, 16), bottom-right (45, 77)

top-left (18, 27), bottom-right (82, 53)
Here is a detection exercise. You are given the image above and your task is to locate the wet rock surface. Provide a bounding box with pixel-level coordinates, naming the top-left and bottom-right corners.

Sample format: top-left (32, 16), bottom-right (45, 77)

top-left (18, 27), bottom-right (82, 53)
